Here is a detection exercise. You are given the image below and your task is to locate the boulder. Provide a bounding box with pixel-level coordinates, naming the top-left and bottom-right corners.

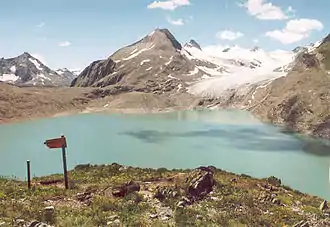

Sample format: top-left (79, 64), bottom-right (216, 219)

top-left (112, 181), bottom-right (140, 197)
top-left (320, 200), bottom-right (328, 211)
top-left (43, 206), bottom-right (55, 223)
top-left (187, 167), bottom-right (215, 200)
top-left (176, 196), bottom-right (192, 208)
top-left (76, 191), bottom-right (93, 202)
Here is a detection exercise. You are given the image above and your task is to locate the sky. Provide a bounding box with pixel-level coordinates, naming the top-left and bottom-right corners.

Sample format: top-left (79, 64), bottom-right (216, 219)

top-left (0, 0), bottom-right (329, 70)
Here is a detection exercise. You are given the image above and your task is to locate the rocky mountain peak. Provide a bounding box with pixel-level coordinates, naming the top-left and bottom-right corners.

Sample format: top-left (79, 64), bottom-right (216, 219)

top-left (250, 46), bottom-right (260, 52)
top-left (321, 33), bottom-right (330, 44)
top-left (292, 46), bottom-right (308, 54)
top-left (141, 28), bottom-right (182, 51)
top-left (184, 39), bottom-right (202, 50)
top-left (16, 52), bottom-right (34, 60)
top-left (0, 53), bottom-right (74, 86)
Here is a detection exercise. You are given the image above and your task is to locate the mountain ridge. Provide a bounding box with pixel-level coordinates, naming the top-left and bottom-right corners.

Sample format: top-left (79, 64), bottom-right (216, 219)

top-left (0, 53), bottom-right (76, 86)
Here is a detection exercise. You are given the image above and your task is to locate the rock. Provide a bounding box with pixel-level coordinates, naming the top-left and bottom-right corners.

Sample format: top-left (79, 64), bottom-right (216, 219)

top-left (272, 198), bottom-right (281, 205)
top-left (149, 214), bottom-right (158, 219)
top-left (293, 220), bottom-right (309, 227)
top-left (301, 223), bottom-right (309, 227)
top-left (196, 214), bottom-right (203, 220)
top-left (319, 200), bottom-right (328, 211)
top-left (231, 178), bottom-right (237, 183)
top-left (112, 181), bottom-right (140, 197)
top-left (187, 168), bottom-right (215, 200)
top-left (29, 221), bottom-right (41, 227)
top-left (107, 215), bottom-right (119, 221)
top-left (76, 191), bottom-right (93, 202)
top-left (44, 206), bottom-right (55, 223)
top-left (15, 219), bottom-right (25, 226)
top-left (154, 187), bottom-right (179, 201)
top-left (177, 196), bottom-right (192, 207)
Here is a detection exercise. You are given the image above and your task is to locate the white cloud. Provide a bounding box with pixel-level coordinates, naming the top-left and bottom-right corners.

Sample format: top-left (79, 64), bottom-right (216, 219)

top-left (240, 0), bottom-right (288, 20)
top-left (265, 19), bottom-right (323, 44)
top-left (147, 0), bottom-right (190, 10)
top-left (216, 30), bottom-right (244, 40)
top-left (58, 41), bottom-right (71, 47)
top-left (36, 22), bottom-right (45, 28)
top-left (253, 39), bottom-right (259, 43)
top-left (167, 17), bottom-right (184, 26)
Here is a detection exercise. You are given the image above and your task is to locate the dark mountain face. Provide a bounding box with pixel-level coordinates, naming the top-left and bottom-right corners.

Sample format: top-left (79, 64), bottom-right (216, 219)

top-left (321, 33), bottom-right (330, 44)
top-left (0, 53), bottom-right (74, 86)
top-left (71, 59), bottom-right (116, 87)
top-left (71, 28), bottom-right (206, 93)
top-left (184, 39), bottom-right (202, 50)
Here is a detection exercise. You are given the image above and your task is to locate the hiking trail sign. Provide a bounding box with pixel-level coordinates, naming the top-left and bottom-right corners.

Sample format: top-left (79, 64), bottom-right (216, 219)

top-left (44, 135), bottom-right (69, 189)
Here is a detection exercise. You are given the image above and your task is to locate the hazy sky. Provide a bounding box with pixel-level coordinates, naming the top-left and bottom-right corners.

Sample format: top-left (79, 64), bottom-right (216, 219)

top-left (0, 0), bottom-right (328, 70)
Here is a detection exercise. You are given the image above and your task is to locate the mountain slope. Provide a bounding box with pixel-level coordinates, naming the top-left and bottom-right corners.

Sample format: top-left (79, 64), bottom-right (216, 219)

top-left (192, 34), bottom-right (330, 139)
top-left (71, 29), bottom-right (207, 93)
top-left (0, 53), bottom-right (74, 86)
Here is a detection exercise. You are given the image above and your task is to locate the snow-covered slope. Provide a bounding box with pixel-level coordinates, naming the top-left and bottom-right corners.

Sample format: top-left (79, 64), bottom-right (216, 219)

top-left (56, 68), bottom-right (78, 82)
top-left (0, 53), bottom-right (74, 86)
top-left (182, 43), bottom-right (295, 98)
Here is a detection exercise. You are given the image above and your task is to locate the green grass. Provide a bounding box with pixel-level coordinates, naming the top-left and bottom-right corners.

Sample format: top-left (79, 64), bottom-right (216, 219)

top-left (0, 163), bottom-right (327, 227)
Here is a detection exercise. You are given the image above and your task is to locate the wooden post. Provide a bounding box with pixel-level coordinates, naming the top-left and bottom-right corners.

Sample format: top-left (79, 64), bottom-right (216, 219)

top-left (61, 136), bottom-right (69, 189)
top-left (27, 160), bottom-right (31, 190)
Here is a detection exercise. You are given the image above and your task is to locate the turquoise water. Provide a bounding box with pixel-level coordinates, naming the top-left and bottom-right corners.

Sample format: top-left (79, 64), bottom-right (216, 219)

top-left (0, 109), bottom-right (330, 199)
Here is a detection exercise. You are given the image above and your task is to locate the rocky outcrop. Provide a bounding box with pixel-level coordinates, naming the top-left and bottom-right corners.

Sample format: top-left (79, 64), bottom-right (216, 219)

top-left (71, 59), bottom-right (116, 87)
top-left (184, 39), bottom-right (202, 50)
top-left (292, 52), bottom-right (320, 71)
top-left (186, 167), bottom-right (215, 201)
top-left (112, 181), bottom-right (140, 197)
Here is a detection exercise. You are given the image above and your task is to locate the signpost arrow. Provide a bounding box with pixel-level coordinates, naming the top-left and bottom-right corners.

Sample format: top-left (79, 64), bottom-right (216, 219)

top-left (44, 135), bottom-right (69, 189)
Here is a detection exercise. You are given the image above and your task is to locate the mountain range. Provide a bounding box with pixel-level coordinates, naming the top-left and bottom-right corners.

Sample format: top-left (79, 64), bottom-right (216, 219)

top-left (0, 52), bottom-right (77, 86)
top-left (1, 28), bottom-right (329, 139)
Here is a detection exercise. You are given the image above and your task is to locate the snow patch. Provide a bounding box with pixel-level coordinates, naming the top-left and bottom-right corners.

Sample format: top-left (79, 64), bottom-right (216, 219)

top-left (140, 59), bottom-right (151, 66)
top-left (146, 67), bottom-right (152, 71)
top-left (165, 56), bottom-right (174, 66)
top-left (0, 74), bottom-right (19, 82)
top-left (130, 48), bottom-right (138, 55)
top-left (36, 74), bottom-right (51, 81)
top-left (114, 60), bottom-right (121, 63)
top-left (168, 74), bottom-right (177, 80)
top-left (10, 66), bottom-right (16, 73)
top-left (29, 58), bottom-right (43, 70)
top-left (123, 44), bottom-right (155, 61)
top-left (201, 74), bottom-right (211, 79)
top-left (188, 67), bottom-right (199, 76)
top-left (177, 84), bottom-right (183, 91)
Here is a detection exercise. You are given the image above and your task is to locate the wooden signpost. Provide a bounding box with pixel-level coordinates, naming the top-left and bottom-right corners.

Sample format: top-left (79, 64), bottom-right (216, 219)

top-left (44, 135), bottom-right (69, 189)
top-left (27, 160), bottom-right (31, 190)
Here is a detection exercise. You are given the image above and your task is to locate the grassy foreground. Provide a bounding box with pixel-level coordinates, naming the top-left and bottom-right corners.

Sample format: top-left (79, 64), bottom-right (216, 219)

top-left (0, 163), bottom-right (329, 227)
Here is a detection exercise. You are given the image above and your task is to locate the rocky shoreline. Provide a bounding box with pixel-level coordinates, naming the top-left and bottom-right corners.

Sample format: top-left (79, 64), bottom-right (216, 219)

top-left (0, 163), bottom-right (329, 227)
